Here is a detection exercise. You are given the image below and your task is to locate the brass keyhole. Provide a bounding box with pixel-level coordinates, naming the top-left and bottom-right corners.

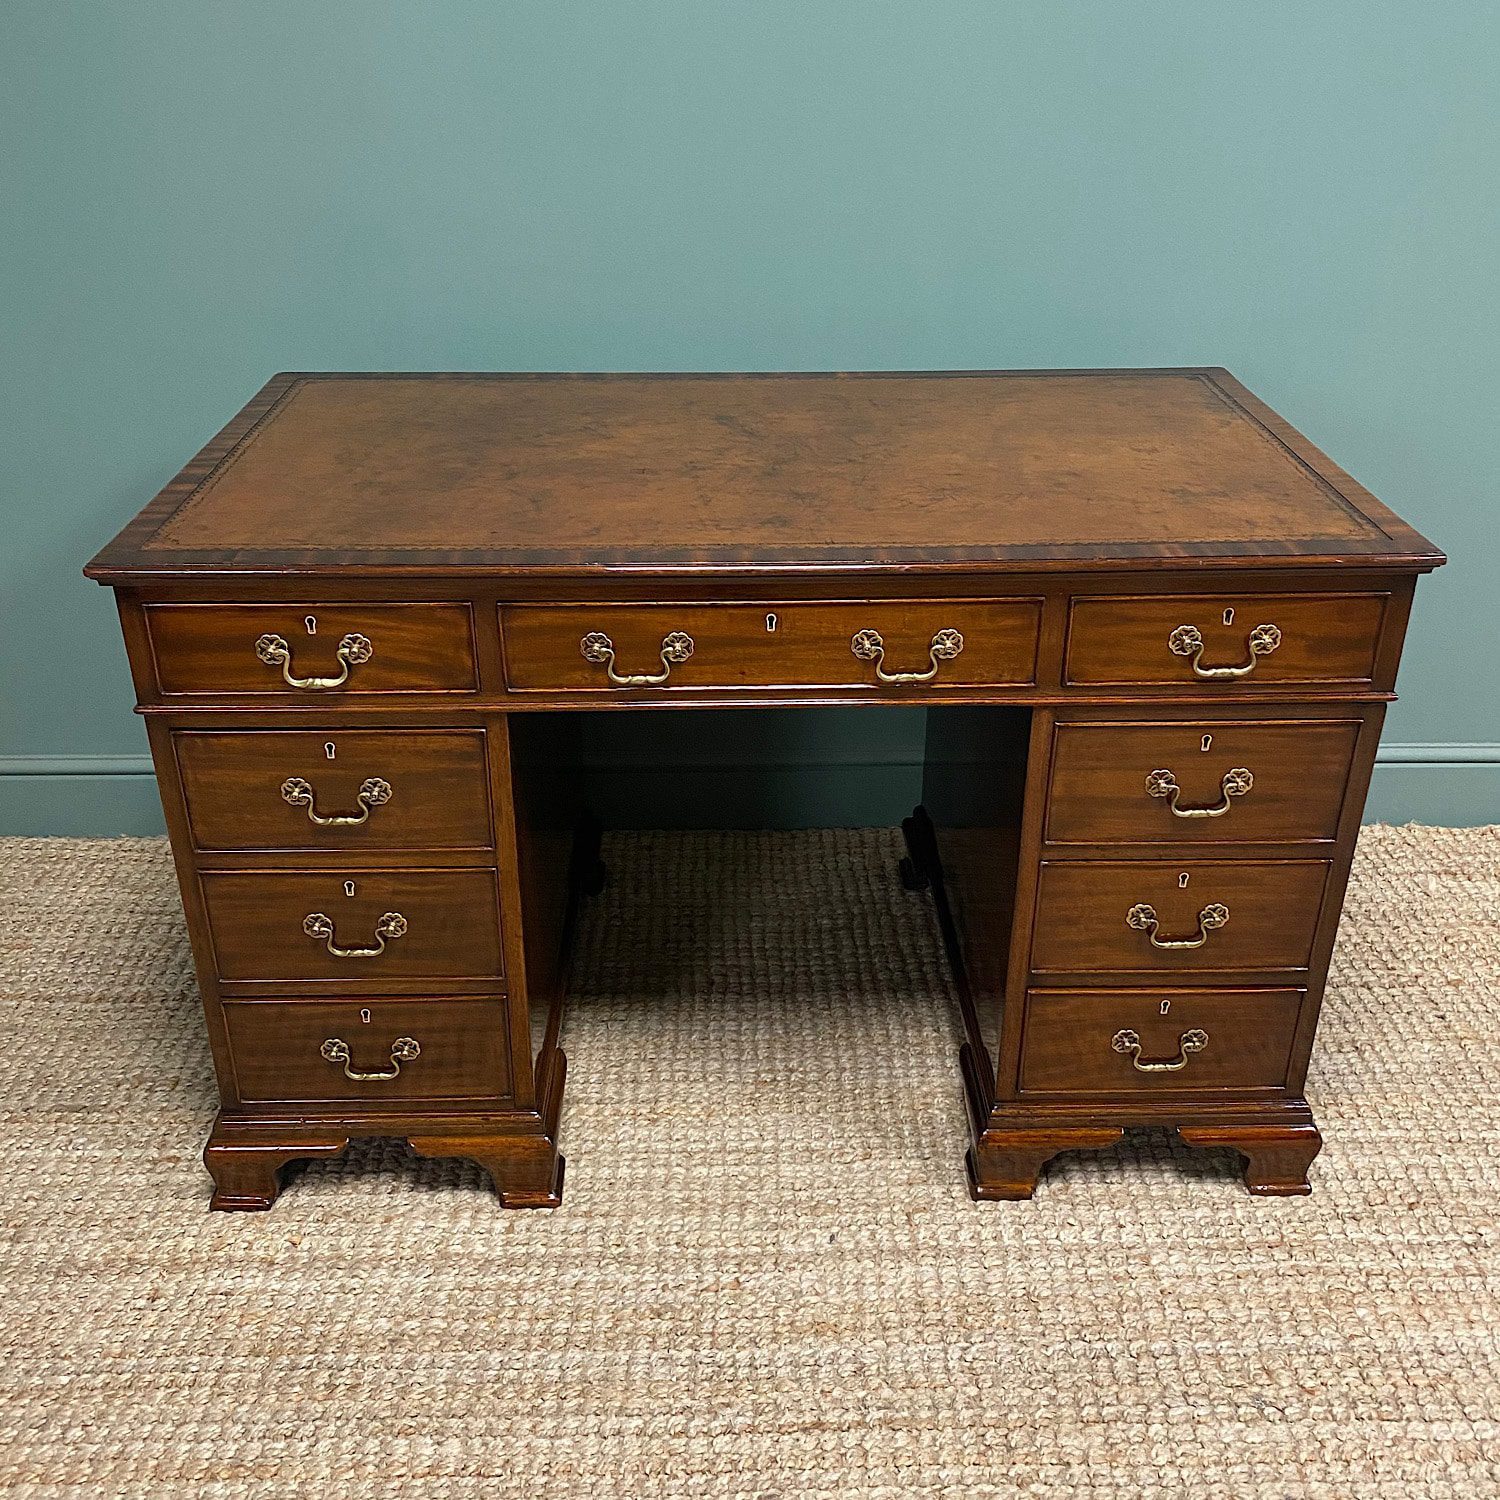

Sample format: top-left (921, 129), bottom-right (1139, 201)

top-left (344, 880), bottom-right (356, 898)
top-left (325, 742), bottom-right (337, 760)
top-left (766, 613), bottom-right (778, 632)
top-left (1178, 872), bottom-right (1190, 888)
top-left (305, 615), bottom-right (318, 635)
top-left (1201, 734), bottom-right (1213, 753)
top-left (1160, 998), bottom-right (1171, 1015)
top-left (360, 1008), bottom-right (371, 1024)
top-left (1222, 607), bottom-right (1234, 626)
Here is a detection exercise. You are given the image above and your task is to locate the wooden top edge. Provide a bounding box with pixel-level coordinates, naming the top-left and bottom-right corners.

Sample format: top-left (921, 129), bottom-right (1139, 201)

top-left (84, 552), bottom-right (1446, 585)
top-left (265, 366), bottom-right (1240, 380)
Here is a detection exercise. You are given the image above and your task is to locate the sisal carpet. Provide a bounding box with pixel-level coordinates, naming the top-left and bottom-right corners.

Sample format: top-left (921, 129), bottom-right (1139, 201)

top-left (2, 825), bottom-right (1498, 1499)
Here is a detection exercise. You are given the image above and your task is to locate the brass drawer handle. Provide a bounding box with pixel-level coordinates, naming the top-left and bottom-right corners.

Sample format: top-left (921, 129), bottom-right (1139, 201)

top-left (1145, 767), bottom-right (1253, 818)
top-left (850, 627), bottom-right (964, 685)
top-left (280, 776), bottom-right (392, 827)
top-left (320, 1035), bottom-right (420, 1082)
top-left (302, 909), bottom-right (408, 959)
top-left (1168, 623), bottom-right (1281, 680)
top-left (1112, 1027), bottom-right (1209, 1073)
top-left (255, 631), bottom-right (373, 689)
top-left (1126, 901), bottom-right (1229, 950)
top-left (580, 629), bottom-right (694, 686)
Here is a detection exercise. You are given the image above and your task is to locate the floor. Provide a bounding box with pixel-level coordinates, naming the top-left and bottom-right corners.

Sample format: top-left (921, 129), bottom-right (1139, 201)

top-left (2, 825), bottom-right (1498, 1498)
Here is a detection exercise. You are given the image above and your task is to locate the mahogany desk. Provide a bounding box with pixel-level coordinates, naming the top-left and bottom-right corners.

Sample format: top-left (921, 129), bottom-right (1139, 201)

top-left (86, 371), bottom-right (1443, 1209)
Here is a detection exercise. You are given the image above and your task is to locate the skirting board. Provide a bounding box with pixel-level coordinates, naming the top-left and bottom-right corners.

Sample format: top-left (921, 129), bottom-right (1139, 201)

top-left (1, 747), bottom-right (1497, 836)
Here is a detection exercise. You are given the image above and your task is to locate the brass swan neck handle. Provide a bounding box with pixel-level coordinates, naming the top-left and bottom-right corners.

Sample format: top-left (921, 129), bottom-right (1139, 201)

top-left (1126, 901), bottom-right (1229, 950)
top-left (320, 1035), bottom-right (420, 1082)
top-left (580, 630), bottom-right (694, 687)
top-left (302, 910), bottom-right (408, 959)
top-left (281, 776), bottom-right (392, 826)
top-left (256, 632), bottom-right (373, 689)
top-left (1145, 767), bottom-right (1253, 819)
top-left (850, 627), bottom-right (964, 685)
top-left (1112, 1027), bottom-right (1209, 1073)
top-left (1168, 623), bottom-right (1281, 680)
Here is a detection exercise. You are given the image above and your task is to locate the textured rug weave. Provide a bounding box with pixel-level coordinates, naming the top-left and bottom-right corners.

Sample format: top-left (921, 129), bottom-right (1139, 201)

top-left (2, 826), bottom-right (1498, 1499)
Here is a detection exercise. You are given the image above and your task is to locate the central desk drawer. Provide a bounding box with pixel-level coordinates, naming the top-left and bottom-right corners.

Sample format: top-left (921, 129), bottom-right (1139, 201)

top-left (174, 729), bottom-right (494, 852)
top-left (1030, 858), bottom-right (1330, 974)
top-left (225, 997), bottom-right (513, 1105)
top-left (145, 603), bottom-right (478, 696)
top-left (200, 868), bottom-right (504, 982)
top-left (500, 600), bottom-right (1040, 691)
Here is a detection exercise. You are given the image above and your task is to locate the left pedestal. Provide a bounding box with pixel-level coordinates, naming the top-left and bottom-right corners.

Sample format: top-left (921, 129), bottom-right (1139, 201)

top-left (106, 598), bottom-right (574, 1215)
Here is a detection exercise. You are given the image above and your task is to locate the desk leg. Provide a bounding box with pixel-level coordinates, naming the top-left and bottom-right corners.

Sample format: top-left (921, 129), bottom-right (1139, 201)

top-left (957, 1042), bottom-right (1124, 1198)
top-left (966, 1123), bottom-right (1127, 1200)
top-left (203, 1123), bottom-right (350, 1211)
top-left (410, 1048), bottom-right (568, 1208)
top-left (408, 1137), bottom-right (565, 1207)
top-left (1178, 1122), bottom-right (1322, 1197)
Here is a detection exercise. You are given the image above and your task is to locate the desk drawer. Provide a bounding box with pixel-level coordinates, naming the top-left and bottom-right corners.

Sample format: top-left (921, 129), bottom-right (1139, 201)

top-left (225, 997), bottom-right (512, 1105)
top-left (1030, 859), bottom-right (1330, 975)
top-left (175, 729), bottom-right (494, 852)
top-left (1018, 988), bottom-right (1302, 1095)
top-left (1065, 594), bottom-right (1386, 689)
top-left (200, 868), bottom-right (504, 982)
top-left (1044, 719), bottom-right (1360, 845)
top-left (501, 600), bottom-right (1040, 692)
top-left (145, 603), bottom-right (477, 695)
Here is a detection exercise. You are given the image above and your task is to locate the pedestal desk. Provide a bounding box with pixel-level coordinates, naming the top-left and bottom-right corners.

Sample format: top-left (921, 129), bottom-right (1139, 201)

top-left (85, 370), bottom-right (1443, 1209)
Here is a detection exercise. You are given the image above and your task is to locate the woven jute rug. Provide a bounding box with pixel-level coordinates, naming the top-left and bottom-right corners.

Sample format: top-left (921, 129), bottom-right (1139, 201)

top-left (2, 826), bottom-right (1498, 1498)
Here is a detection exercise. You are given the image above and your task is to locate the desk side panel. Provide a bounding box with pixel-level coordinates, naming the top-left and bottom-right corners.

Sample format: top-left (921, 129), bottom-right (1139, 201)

top-left (918, 706), bottom-right (1037, 1083)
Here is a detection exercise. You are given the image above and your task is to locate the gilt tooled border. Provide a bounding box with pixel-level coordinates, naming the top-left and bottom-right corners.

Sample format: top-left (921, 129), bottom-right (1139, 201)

top-left (144, 378), bottom-right (311, 550)
top-left (1192, 374), bottom-right (1393, 542)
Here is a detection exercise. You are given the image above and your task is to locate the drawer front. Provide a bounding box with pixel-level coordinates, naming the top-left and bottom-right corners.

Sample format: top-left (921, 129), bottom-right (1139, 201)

top-left (1031, 859), bottom-right (1330, 974)
top-left (225, 997), bottom-right (512, 1104)
top-left (175, 729), bottom-right (493, 852)
top-left (145, 603), bottom-right (477, 695)
top-left (1065, 593), bottom-right (1386, 688)
top-left (1045, 719), bottom-right (1360, 845)
top-left (501, 600), bottom-right (1040, 691)
top-left (1018, 988), bottom-right (1303, 1095)
top-left (201, 868), bottom-right (504, 981)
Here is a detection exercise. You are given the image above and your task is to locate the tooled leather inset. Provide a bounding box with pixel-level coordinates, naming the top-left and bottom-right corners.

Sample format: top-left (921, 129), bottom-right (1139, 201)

top-left (146, 373), bottom-right (1386, 558)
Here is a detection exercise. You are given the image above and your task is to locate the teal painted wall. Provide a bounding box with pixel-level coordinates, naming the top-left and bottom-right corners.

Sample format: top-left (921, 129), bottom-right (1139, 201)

top-left (3, 2), bottom-right (1496, 833)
